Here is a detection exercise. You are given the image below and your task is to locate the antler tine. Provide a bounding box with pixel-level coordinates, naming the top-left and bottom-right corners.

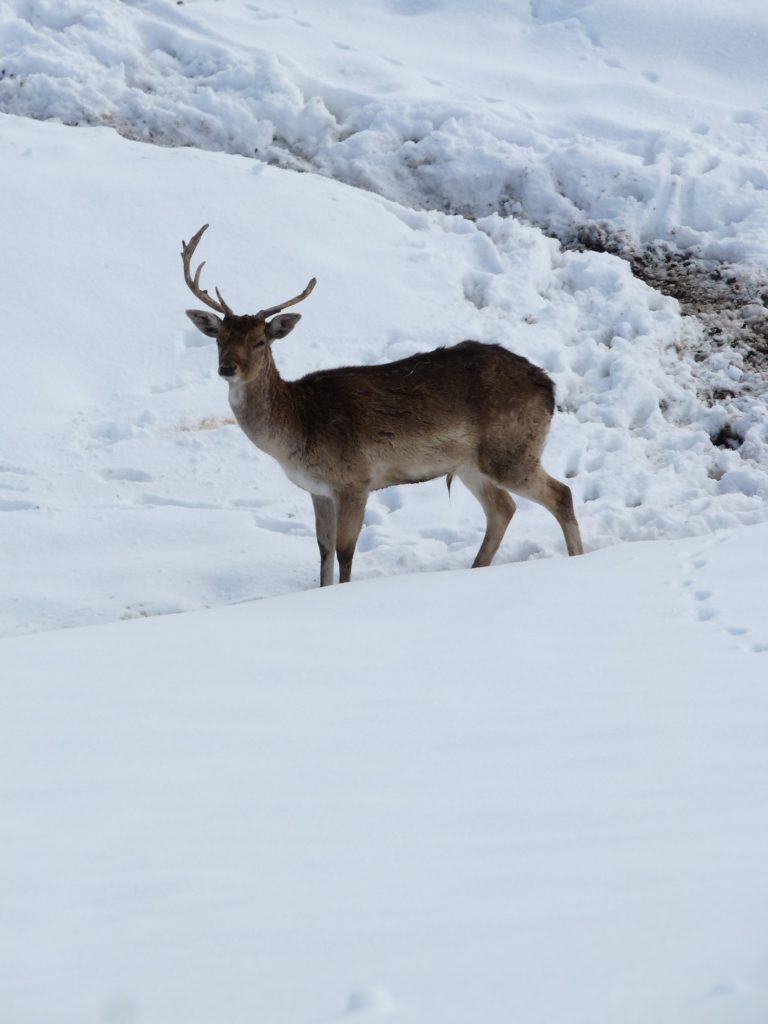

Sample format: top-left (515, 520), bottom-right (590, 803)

top-left (181, 223), bottom-right (233, 316)
top-left (257, 277), bottom-right (317, 320)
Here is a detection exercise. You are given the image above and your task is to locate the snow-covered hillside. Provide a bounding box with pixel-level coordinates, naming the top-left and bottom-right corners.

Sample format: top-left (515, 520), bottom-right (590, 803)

top-left (2, 0), bottom-right (768, 633)
top-left (1, 2), bottom-right (767, 1022)
top-left (5, 0), bottom-right (768, 262)
top-left (1, 115), bottom-right (766, 634)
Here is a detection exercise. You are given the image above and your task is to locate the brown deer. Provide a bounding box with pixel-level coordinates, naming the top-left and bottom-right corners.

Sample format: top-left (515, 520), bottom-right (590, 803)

top-left (181, 224), bottom-right (583, 585)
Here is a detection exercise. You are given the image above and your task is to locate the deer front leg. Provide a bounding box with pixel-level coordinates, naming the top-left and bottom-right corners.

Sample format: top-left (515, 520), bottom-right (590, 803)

top-left (334, 488), bottom-right (368, 584)
top-left (311, 493), bottom-right (337, 587)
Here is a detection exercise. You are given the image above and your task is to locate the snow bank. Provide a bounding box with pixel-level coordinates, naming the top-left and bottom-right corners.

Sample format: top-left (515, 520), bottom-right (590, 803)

top-left (4, 0), bottom-right (768, 272)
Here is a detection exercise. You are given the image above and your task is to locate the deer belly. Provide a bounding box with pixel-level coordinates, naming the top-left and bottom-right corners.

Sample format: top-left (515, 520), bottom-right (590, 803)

top-left (370, 458), bottom-right (455, 490)
top-left (369, 434), bottom-right (471, 489)
top-left (282, 462), bottom-right (333, 497)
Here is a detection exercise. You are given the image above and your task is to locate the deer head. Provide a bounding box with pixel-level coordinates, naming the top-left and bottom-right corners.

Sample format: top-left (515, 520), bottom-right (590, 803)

top-left (181, 224), bottom-right (316, 382)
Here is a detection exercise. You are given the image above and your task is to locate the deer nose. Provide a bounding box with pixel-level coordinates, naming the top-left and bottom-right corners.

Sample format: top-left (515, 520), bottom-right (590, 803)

top-left (219, 364), bottom-right (237, 378)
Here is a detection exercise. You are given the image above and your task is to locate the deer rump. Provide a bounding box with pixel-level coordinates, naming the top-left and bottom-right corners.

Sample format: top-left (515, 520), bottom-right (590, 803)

top-left (287, 341), bottom-right (556, 492)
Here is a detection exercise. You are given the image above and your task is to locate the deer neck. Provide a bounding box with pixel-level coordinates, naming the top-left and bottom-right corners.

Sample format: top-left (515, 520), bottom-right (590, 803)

top-left (227, 354), bottom-right (299, 457)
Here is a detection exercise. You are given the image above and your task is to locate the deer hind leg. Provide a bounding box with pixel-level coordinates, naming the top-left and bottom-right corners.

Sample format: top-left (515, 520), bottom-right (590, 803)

top-left (515, 468), bottom-right (584, 557)
top-left (334, 488), bottom-right (368, 584)
top-left (457, 467), bottom-right (517, 568)
top-left (311, 493), bottom-right (337, 587)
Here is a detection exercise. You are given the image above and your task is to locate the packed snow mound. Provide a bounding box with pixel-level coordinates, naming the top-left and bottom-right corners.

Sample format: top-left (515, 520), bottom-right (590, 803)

top-left (1, 114), bottom-right (767, 635)
top-left (4, 0), bottom-right (768, 271)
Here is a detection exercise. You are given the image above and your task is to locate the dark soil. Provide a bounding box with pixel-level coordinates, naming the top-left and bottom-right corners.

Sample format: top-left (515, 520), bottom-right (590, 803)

top-left (572, 223), bottom-right (768, 375)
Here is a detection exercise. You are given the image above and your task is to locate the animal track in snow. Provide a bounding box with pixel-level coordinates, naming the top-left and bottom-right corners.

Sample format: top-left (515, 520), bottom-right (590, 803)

top-left (339, 986), bottom-right (397, 1018)
top-left (564, 449), bottom-right (581, 479)
top-left (678, 545), bottom-right (767, 653)
top-left (582, 478), bottom-right (601, 503)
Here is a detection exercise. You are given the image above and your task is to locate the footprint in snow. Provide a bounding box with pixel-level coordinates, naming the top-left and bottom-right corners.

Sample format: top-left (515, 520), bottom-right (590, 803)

top-left (582, 477), bottom-right (601, 502)
top-left (679, 548), bottom-right (767, 654)
top-left (337, 987), bottom-right (397, 1019)
top-left (693, 590), bottom-right (717, 622)
top-left (564, 449), bottom-right (582, 479)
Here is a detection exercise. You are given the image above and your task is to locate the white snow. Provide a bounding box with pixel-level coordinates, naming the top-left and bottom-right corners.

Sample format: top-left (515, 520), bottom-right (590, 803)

top-left (1, 114), bottom-right (766, 634)
top-left (5, 0), bottom-right (768, 271)
top-left (1, 2), bottom-right (767, 1022)
top-left (3, 533), bottom-right (768, 1023)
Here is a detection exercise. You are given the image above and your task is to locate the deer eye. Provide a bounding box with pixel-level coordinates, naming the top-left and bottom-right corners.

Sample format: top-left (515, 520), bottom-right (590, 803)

top-left (253, 339), bottom-right (266, 349)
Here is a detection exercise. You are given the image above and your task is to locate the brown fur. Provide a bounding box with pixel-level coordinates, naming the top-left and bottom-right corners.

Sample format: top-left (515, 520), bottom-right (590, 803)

top-left (181, 228), bottom-right (583, 585)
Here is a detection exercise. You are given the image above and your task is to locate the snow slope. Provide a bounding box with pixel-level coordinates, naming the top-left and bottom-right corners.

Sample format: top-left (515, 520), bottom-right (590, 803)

top-left (2, 531), bottom-right (768, 1024)
top-left (4, 0), bottom-right (768, 272)
top-left (2, 0), bottom-right (768, 634)
top-left (2, 4), bottom-right (768, 1022)
top-left (1, 113), bottom-right (767, 635)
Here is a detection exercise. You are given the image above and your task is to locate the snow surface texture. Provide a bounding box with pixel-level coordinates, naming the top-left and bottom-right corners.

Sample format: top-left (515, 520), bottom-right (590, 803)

top-left (6, 0), bottom-right (768, 372)
top-left (2, 532), bottom-right (768, 1023)
top-left (0, 114), bottom-right (767, 635)
top-left (2, 5), bottom-right (768, 1023)
top-left (1, 0), bottom-right (768, 636)
top-left (4, 0), bottom-right (768, 260)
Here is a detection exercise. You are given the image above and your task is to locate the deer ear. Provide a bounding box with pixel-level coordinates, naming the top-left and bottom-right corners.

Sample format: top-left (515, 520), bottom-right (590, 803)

top-left (186, 309), bottom-right (222, 337)
top-left (267, 313), bottom-right (301, 341)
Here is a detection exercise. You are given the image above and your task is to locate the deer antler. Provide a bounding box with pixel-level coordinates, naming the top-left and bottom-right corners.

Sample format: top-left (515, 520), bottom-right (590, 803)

top-left (181, 224), bottom-right (233, 316)
top-left (257, 277), bottom-right (317, 319)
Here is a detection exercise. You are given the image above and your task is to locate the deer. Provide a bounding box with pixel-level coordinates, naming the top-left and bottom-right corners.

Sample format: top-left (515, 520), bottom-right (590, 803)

top-left (181, 224), bottom-right (583, 586)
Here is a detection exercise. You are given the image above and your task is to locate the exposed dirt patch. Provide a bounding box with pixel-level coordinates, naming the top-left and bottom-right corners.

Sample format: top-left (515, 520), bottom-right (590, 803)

top-left (573, 224), bottom-right (768, 375)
